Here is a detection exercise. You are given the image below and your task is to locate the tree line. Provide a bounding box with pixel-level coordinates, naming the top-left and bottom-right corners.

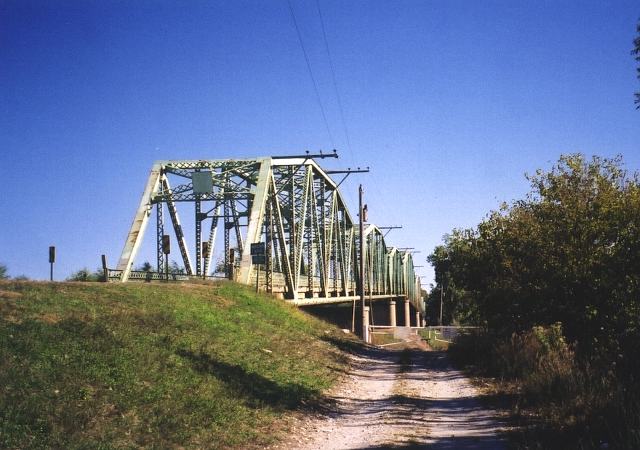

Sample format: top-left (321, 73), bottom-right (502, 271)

top-left (428, 154), bottom-right (640, 361)
top-left (427, 154), bottom-right (640, 446)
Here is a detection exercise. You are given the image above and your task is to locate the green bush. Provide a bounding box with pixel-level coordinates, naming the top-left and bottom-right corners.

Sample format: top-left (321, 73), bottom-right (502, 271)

top-left (451, 325), bottom-right (640, 448)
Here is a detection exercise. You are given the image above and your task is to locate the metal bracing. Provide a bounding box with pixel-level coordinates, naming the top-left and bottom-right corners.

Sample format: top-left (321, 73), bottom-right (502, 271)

top-left (115, 156), bottom-right (424, 314)
top-left (156, 201), bottom-right (165, 273)
top-left (117, 163), bottom-right (162, 280)
top-left (195, 197), bottom-right (202, 276)
top-left (161, 176), bottom-right (194, 275)
top-left (203, 199), bottom-right (220, 276)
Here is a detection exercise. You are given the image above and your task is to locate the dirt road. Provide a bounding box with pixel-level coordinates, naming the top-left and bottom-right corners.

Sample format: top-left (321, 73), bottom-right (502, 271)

top-left (278, 340), bottom-right (507, 449)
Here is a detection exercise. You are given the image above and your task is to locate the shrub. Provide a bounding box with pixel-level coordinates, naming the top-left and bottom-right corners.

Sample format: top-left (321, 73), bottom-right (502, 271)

top-left (451, 324), bottom-right (640, 448)
top-left (67, 268), bottom-right (103, 282)
top-left (0, 264), bottom-right (8, 280)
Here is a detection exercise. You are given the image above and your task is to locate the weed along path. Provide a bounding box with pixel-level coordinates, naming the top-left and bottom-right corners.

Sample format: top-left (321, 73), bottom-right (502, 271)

top-left (276, 340), bottom-right (507, 449)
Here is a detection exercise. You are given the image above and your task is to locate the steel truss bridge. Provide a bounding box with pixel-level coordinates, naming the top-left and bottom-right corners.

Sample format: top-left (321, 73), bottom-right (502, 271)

top-left (112, 155), bottom-right (425, 326)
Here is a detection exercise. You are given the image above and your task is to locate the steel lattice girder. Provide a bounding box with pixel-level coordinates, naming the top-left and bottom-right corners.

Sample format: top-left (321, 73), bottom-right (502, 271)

top-left (115, 157), bottom-right (424, 313)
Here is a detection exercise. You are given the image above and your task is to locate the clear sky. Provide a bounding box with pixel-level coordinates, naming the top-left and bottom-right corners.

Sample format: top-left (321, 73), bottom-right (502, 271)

top-left (1, 0), bottom-right (639, 286)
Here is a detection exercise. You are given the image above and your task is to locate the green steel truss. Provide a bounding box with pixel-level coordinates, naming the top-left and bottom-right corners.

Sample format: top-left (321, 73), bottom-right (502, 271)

top-left (115, 157), bottom-right (424, 313)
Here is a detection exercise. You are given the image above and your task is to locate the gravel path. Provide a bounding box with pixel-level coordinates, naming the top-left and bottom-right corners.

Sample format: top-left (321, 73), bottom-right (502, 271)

top-left (278, 339), bottom-right (507, 449)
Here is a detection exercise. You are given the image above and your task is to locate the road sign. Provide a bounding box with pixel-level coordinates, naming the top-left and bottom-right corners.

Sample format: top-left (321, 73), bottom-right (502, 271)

top-left (162, 235), bottom-right (171, 254)
top-left (250, 242), bottom-right (266, 256)
top-left (49, 246), bottom-right (56, 281)
top-left (251, 255), bottom-right (266, 265)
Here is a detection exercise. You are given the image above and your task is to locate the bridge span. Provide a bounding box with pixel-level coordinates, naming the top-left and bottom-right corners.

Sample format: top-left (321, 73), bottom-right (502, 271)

top-left (111, 155), bottom-right (425, 326)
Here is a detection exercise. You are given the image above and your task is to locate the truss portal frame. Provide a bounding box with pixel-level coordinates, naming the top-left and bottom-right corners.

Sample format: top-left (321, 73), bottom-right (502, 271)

top-left (115, 156), bottom-right (424, 312)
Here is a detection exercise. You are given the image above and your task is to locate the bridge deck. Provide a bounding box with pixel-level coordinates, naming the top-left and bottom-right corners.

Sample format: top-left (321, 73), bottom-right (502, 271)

top-left (289, 294), bottom-right (406, 306)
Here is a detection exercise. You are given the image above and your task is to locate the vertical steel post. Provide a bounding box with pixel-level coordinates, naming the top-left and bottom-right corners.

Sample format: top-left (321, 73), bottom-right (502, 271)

top-left (223, 176), bottom-right (231, 279)
top-left (256, 263), bottom-right (260, 293)
top-left (156, 202), bottom-right (164, 273)
top-left (289, 166), bottom-right (296, 283)
top-left (195, 198), bottom-right (202, 276)
top-left (101, 254), bottom-right (108, 282)
top-left (266, 198), bottom-right (273, 292)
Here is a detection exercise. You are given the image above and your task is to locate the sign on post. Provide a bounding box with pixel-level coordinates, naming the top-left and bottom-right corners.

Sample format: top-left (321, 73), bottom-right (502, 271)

top-left (162, 235), bottom-right (171, 254)
top-left (250, 243), bottom-right (266, 265)
top-left (49, 246), bottom-right (55, 281)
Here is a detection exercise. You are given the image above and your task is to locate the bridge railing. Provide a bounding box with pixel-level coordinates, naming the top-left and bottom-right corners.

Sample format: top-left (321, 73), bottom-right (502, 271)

top-left (106, 269), bottom-right (224, 282)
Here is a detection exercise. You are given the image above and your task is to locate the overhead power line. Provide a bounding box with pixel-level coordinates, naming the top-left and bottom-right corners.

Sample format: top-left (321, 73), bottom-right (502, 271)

top-left (315, 0), bottom-right (353, 162)
top-left (286, 0), bottom-right (335, 148)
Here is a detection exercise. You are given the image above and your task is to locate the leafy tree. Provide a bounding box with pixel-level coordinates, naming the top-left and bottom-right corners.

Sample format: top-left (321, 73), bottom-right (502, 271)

top-left (0, 263), bottom-right (8, 280)
top-left (169, 261), bottom-right (185, 275)
top-left (429, 154), bottom-right (640, 364)
top-left (13, 275), bottom-right (30, 281)
top-left (431, 154), bottom-right (640, 448)
top-left (67, 267), bottom-right (103, 282)
top-left (136, 261), bottom-right (153, 272)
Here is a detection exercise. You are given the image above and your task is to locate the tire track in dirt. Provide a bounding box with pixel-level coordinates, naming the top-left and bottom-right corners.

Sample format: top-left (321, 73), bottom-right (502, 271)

top-left (276, 338), bottom-right (507, 449)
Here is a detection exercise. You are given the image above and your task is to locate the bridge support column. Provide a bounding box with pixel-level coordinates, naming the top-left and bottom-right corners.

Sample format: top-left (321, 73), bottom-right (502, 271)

top-left (363, 306), bottom-right (370, 343)
top-left (389, 300), bottom-right (396, 327)
top-left (404, 299), bottom-right (411, 327)
top-left (415, 311), bottom-right (421, 328)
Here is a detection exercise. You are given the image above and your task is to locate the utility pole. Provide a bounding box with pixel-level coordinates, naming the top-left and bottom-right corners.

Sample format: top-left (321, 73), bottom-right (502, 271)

top-left (359, 184), bottom-right (368, 343)
top-left (439, 284), bottom-right (444, 326)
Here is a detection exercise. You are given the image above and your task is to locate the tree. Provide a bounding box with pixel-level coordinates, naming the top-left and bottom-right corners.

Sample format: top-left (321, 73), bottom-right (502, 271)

top-left (169, 261), bottom-right (185, 274)
top-left (429, 154), bottom-right (640, 362)
top-left (136, 261), bottom-right (153, 272)
top-left (67, 267), bottom-right (103, 282)
top-left (0, 263), bottom-right (8, 280)
top-left (634, 18), bottom-right (640, 108)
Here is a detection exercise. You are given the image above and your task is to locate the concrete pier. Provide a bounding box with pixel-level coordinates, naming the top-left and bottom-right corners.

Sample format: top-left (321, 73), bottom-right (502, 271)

top-left (404, 299), bottom-right (411, 327)
top-left (389, 300), bottom-right (397, 327)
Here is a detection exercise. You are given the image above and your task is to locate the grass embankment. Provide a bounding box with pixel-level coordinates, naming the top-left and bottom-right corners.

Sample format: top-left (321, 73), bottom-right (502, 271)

top-left (0, 281), bottom-right (359, 449)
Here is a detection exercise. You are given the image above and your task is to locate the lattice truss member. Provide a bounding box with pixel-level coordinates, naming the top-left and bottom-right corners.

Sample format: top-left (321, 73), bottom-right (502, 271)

top-left (115, 156), bottom-right (423, 307)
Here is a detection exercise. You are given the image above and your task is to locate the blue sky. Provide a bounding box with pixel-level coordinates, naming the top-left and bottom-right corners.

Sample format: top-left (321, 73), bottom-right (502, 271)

top-left (1, 0), bottom-right (639, 285)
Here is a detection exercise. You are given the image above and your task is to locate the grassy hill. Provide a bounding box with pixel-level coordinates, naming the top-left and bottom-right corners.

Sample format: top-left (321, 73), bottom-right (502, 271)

top-left (0, 281), bottom-right (359, 449)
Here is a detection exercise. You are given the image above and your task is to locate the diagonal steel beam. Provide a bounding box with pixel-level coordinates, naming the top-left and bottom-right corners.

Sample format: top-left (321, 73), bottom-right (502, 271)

top-left (117, 163), bottom-right (162, 281)
top-left (161, 175), bottom-right (194, 275)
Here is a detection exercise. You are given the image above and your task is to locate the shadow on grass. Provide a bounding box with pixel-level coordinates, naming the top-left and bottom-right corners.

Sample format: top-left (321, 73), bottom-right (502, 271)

top-left (176, 348), bottom-right (320, 410)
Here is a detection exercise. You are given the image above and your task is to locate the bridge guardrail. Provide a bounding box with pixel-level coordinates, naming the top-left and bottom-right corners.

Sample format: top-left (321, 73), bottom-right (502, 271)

top-left (106, 269), bottom-right (225, 282)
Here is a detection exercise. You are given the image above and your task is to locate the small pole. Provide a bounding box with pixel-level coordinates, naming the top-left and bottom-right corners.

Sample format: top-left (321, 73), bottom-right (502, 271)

top-left (101, 254), bottom-right (108, 282)
top-left (439, 284), bottom-right (444, 326)
top-left (48, 246), bottom-right (56, 282)
top-left (351, 298), bottom-right (356, 333)
top-left (256, 264), bottom-right (260, 293)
